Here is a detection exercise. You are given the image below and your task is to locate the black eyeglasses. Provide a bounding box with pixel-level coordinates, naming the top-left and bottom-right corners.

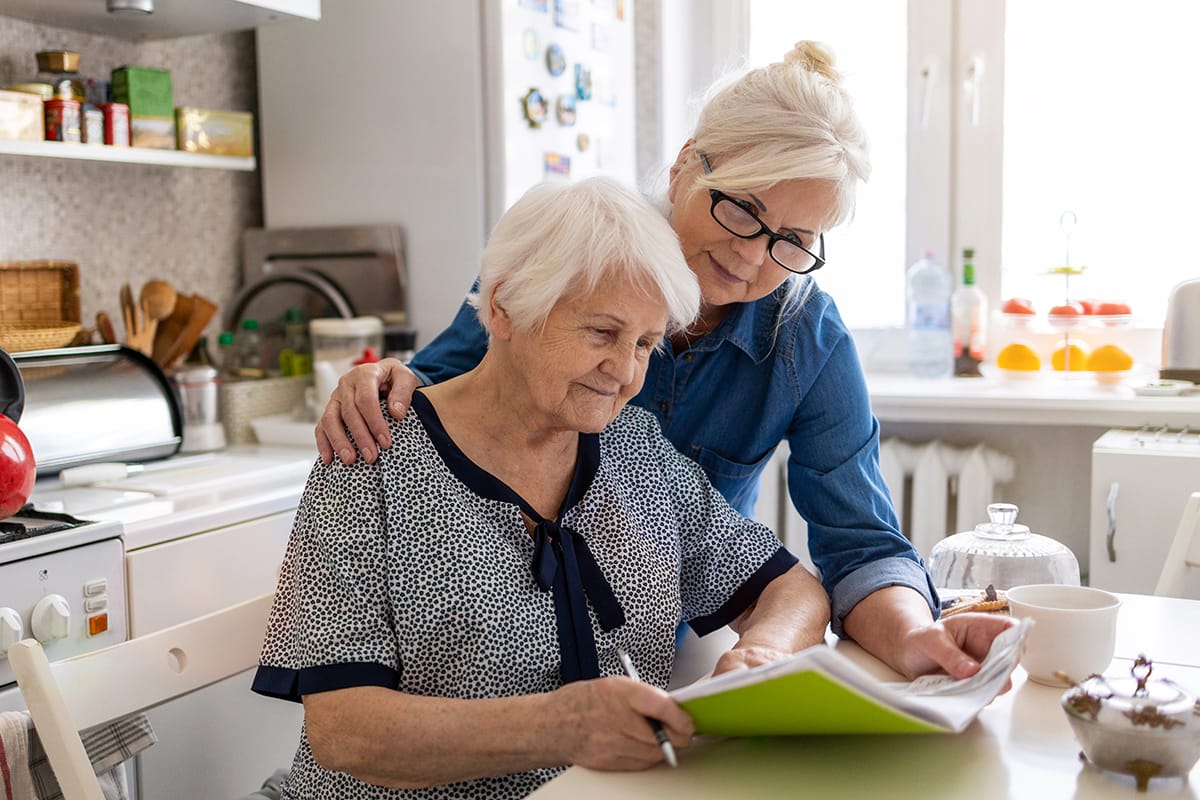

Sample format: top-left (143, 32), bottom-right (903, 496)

top-left (697, 151), bottom-right (826, 275)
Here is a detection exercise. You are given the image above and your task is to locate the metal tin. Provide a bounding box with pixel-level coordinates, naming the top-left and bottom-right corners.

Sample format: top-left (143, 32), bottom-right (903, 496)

top-left (44, 98), bottom-right (81, 142)
top-left (82, 105), bottom-right (104, 145)
top-left (100, 102), bottom-right (130, 147)
top-left (3, 82), bottom-right (54, 100)
top-left (0, 89), bottom-right (45, 141)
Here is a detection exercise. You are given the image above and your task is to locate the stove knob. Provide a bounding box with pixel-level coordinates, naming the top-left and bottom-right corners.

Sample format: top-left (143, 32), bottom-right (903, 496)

top-left (0, 608), bottom-right (22, 657)
top-left (31, 595), bottom-right (70, 644)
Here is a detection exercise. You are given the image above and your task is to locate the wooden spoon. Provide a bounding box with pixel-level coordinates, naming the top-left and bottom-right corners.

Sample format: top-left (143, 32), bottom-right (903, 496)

top-left (139, 280), bottom-right (177, 344)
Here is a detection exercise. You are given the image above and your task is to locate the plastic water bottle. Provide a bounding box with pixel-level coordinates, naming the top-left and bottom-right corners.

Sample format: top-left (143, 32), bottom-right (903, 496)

top-left (907, 252), bottom-right (953, 378)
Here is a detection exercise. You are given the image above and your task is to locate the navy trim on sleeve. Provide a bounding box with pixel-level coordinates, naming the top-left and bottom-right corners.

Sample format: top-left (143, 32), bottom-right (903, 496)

top-left (688, 547), bottom-right (799, 636)
top-left (251, 662), bottom-right (401, 703)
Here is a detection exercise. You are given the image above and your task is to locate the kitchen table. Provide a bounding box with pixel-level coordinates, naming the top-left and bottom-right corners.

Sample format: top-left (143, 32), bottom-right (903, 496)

top-left (530, 594), bottom-right (1200, 799)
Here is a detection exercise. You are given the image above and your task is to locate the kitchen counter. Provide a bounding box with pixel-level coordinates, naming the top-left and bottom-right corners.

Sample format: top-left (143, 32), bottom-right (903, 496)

top-left (867, 371), bottom-right (1200, 428)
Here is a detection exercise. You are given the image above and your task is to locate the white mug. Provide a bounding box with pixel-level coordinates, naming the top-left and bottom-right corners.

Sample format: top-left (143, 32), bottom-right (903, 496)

top-left (1007, 584), bottom-right (1121, 687)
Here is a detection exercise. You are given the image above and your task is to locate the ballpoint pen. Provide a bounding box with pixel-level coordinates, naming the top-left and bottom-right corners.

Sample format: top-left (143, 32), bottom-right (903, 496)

top-left (615, 647), bottom-right (678, 768)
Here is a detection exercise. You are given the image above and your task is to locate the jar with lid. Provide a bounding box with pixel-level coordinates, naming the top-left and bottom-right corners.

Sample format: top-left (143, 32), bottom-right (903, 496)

top-left (310, 317), bottom-right (384, 403)
top-left (927, 502), bottom-right (1080, 590)
top-left (1061, 655), bottom-right (1200, 791)
top-left (35, 50), bottom-right (85, 103)
top-left (234, 318), bottom-right (266, 379)
top-left (278, 308), bottom-right (313, 376)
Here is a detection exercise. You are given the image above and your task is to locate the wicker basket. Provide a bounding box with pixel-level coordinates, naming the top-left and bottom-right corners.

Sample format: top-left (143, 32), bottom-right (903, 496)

top-left (220, 374), bottom-right (312, 445)
top-left (0, 260), bottom-right (81, 324)
top-left (0, 321), bottom-right (83, 353)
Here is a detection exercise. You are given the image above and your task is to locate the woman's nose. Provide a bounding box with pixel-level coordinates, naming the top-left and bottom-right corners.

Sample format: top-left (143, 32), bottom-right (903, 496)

top-left (604, 346), bottom-right (639, 385)
top-left (729, 231), bottom-right (771, 266)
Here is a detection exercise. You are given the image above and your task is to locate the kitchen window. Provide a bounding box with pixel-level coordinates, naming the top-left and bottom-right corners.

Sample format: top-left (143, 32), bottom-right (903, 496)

top-left (743, 0), bottom-right (1198, 335)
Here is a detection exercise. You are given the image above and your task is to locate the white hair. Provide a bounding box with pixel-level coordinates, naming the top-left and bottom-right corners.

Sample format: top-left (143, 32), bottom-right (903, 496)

top-left (469, 177), bottom-right (700, 336)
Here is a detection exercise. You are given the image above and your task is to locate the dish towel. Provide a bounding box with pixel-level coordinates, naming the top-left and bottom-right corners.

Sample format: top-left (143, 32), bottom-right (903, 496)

top-left (2, 711), bottom-right (155, 800)
top-left (0, 711), bottom-right (36, 800)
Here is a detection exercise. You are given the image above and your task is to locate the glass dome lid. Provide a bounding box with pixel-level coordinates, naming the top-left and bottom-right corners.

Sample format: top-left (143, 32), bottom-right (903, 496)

top-left (928, 503), bottom-right (1081, 591)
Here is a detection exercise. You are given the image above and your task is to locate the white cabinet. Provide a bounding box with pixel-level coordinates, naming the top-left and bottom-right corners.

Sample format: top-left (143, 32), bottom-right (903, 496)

top-left (1089, 429), bottom-right (1200, 596)
top-left (0, 0), bottom-right (319, 40)
top-left (125, 510), bottom-right (303, 798)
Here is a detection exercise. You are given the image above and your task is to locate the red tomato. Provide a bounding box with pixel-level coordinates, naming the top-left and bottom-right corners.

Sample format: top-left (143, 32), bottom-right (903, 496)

top-left (1095, 301), bottom-right (1132, 316)
top-left (1078, 299), bottom-right (1099, 315)
top-left (1049, 302), bottom-right (1086, 316)
top-left (0, 415), bottom-right (35, 518)
top-left (1002, 297), bottom-right (1036, 315)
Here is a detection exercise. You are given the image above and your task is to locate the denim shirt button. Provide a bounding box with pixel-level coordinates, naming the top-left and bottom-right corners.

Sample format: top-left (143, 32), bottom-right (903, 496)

top-left (658, 401), bottom-right (669, 413)
top-left (684, 352), bottom-right (695, 361)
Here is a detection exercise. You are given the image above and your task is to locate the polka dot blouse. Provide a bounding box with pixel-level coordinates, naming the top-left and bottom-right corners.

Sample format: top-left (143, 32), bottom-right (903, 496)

top-left (253, 392), bottom-right (796, 799)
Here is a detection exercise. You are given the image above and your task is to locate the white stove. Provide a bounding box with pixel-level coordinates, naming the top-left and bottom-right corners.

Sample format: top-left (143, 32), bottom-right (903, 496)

top-left (0, 510), bottom-right (127, 711)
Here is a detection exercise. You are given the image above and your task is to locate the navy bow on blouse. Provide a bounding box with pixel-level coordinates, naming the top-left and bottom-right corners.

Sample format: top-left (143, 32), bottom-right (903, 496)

top-left (530, 518), bottom-right (626, 683)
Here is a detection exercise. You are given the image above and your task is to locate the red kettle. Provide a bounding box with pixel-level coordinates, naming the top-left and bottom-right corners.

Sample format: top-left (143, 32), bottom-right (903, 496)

top-left (0, 348), bottom-right (35, 518)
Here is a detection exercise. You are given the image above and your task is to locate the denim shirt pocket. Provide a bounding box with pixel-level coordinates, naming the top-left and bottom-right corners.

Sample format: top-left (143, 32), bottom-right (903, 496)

top-left (688, 445), bottom-right (775, 518)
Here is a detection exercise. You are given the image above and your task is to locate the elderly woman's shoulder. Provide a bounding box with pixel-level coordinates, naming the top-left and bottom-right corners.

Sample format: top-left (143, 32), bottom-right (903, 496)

top-left (601, 405), bottom-right (669, 451)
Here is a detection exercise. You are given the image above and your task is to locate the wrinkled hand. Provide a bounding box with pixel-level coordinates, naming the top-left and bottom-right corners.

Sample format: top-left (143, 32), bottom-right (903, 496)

top-left (315, 358), bottom-right (419, 465)
top-left (551, 677), bottom-right (693, 771)
top-left (712, 644), bottom-right (791, 677)
top-left (893, 612), bottom-right (1018, 685)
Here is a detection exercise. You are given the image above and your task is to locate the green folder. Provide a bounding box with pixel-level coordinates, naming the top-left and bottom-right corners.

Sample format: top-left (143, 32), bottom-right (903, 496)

top-left (670, 620), bottom-right (1030, 737)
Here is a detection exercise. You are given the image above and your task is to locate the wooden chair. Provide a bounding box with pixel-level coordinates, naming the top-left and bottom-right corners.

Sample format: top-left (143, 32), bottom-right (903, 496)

top-left (9, 593), bottom-right (274, 800)
top-left (1154, 492), bottom-right (1200, 599)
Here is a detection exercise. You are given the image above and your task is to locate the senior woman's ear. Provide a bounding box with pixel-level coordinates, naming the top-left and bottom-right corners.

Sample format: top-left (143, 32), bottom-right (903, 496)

top-left (487, 287), bottom-right (515, 342)
top-left (668, 138), bottom-right (698, 206)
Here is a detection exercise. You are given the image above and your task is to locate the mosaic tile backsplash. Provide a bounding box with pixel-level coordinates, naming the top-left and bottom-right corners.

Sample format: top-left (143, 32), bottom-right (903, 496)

top-left (0, 14), bottom-right (261, 346)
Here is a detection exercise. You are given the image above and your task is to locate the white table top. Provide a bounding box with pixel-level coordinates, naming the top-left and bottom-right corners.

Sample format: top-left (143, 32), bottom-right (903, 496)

top-left (531, 594), bottom-right (1200, 799)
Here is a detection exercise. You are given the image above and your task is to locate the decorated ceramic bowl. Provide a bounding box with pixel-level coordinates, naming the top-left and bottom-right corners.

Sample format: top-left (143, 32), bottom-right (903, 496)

top-left (1059, 655), bottom-right (1200, 791)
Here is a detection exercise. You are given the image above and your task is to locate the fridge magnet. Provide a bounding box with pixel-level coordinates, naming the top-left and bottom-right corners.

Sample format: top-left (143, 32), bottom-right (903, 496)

top-left (519, 0), bottom-right (549, 12)
top-left (521, 88), bottom-right (549, 128)
top-left (574, 63), bottom-right (593, 100)
top-left (555, 94), bottom-right (577, 126)
top-left (544, 152), bottom-right (571, 176)
top-left (545, 43), bottom-right (567, 77)
top-left (522, 28), bottom-right (540, 60)
top-left (576, 132), bottom-right (591, 152)
top-left (554, 0), bottom-right (582, 31)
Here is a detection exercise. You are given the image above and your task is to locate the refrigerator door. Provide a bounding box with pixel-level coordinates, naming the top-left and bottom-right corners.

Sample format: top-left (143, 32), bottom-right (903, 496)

top-left (1089, 429), bottom-right (1200, 595)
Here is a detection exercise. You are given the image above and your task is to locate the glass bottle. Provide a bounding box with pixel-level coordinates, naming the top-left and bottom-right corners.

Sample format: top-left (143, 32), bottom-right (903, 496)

top-left (235, 318), bottom-right (266, 379)
top-left (278, 308), bottom-right (313, 376)
top-left (951, 247), bottom-right (988, 377)
top-left (906, 251), bottom-right (953, 378)
top-left (217, 331), bottom-right (239, 380)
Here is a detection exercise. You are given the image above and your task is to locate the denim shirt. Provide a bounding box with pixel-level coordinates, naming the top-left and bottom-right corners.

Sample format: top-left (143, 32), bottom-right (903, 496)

top-left (409, 281), bottom-right (938, 635)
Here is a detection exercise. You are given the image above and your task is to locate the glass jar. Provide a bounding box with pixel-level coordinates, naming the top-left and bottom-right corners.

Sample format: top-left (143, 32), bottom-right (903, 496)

top-left (928, 502), bottom-right (1080, 590)
top-left (35, 50), bottom-right (85, 103)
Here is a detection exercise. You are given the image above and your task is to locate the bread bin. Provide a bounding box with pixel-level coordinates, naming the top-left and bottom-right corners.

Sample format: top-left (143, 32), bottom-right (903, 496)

top-left (1161, 278), bottom-right (1200, 382)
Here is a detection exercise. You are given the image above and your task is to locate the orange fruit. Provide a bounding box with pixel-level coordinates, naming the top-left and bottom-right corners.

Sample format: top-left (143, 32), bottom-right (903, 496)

top-left (996, 342), bottom-right (1041, 371)
top-left (1085, 344), bottom-right (1133, 372)
top-left (1051, 342), bottom-right (1090, 371)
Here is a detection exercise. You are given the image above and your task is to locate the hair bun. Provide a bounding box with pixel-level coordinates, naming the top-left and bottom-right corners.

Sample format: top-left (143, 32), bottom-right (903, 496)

top-left (784, 41), bottom-right (840, 83)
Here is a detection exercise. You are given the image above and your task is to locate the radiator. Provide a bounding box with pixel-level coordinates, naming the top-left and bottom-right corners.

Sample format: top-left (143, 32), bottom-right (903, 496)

top-left (879, 438), bottom-right (1015, 558)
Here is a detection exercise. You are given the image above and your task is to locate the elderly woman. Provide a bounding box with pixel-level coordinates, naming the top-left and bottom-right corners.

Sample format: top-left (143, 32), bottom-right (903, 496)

top-left (252, 177), bottom-right (830, 799)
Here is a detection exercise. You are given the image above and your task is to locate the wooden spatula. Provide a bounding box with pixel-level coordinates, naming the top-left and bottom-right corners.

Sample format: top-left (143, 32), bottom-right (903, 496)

top-left (152, 293), bottom-right (194, 368)
top-left (161, 294), bottom-right (218, 369)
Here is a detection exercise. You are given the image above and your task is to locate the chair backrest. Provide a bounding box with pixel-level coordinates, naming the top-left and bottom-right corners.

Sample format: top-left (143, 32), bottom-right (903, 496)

top-left (1155, 492), bottom-right (1200, 599)
top-left (9, 592), bottom-right (274, 800)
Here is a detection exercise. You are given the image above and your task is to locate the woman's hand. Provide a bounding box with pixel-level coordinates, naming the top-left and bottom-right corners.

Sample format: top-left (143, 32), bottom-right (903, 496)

top-left (892, 612), bottom-right (1018, 682)
top-left (551, 676), bottom-right (694, 771)
top-left (315, 358), bottom-right (419, 465)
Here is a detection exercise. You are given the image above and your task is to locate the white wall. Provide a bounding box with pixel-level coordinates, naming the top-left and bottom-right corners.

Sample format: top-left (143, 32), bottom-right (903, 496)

top-left (256, 1), bottom-right (488, 345)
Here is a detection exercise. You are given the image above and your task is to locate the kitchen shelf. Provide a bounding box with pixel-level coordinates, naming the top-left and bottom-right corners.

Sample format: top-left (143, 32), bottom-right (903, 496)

top-left (0, 139), bottom-right (256, 171)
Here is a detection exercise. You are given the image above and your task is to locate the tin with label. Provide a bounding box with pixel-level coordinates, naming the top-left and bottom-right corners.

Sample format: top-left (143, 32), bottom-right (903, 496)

top-left (44, 98), bottom-right (81, 142)
top-left (100, 102), bottom-right (130, 146)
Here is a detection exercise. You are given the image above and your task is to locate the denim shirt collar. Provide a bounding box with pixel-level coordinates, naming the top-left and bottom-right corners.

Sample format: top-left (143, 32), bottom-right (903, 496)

top-left (686, 280), bottom-right (798, 362)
